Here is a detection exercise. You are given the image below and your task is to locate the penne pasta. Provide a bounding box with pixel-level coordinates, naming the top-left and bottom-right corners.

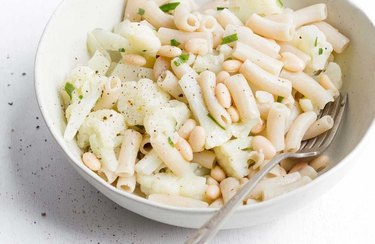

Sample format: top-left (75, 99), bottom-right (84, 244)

top-left (117, 175), bottom-right (136, 193)
top-left (215, 8), bottom-right (243, 28)
top-left (314, 21), bottom-right (350, 54)
top-left (281, 70), bottom-right (334, 109)
top-left (224, 25), bottom-right (280, 58)
top-left (246, 14), bottom-right (294, 42)
top-left (303, 115), bottom-right (334, 140)
top-left (158, 27), bottom-right (213, 51)
top-left (116, 129), bottom-right (143, 177)
top-left (233, 42), bottom-right (283, 75)
top-left (93, 76), bottom-right (122, 111)
top-left (224, 74), bottom-right (260, 122)
top-left (267, 103), bottom-right (290, 152)
top-left (241, 60), bottom-right (292, 98)
top-left (143, 1), bottom-right (175, 29)
top-left (285, 112), bottom-right (317, 152)
top-left (293, 4), bottom-right (328, 28)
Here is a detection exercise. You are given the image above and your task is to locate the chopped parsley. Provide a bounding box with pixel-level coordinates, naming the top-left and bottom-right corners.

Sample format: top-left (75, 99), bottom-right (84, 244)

top-left (168, 137), bottom-right (175, 147)
top-left (276, 0), bottom-right (284, 8)
top-left (170, 39), bottom-right (181, 47)
top-left (79, 95), bottom-right (83, 100)
top-left (64, 82), bottom-right (75, 99)
top-left (160, 2), bottom-right (180, 12)
top-left (138, 8), bottom-right (145, 16)
top-left (207, 113), bottom-right (226, 130)
top-left (277, 96), bottom-right (284, 103)
top-left (217, 7), bottom-right (228, 11)
top-left (221, 33), bottom-right (238, 45)
top-left (318, 48), bottom-right (323, 55)
top-left (173, 54), bottom-right (190, 67)
top-left (118, 48), bottom-right (125, 52)
top-left (314, 37), bottom-right (318, 47)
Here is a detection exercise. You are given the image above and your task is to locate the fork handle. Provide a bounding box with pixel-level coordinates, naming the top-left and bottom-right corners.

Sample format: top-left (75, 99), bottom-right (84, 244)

top-left (186, 153), bottom-right (289, 244)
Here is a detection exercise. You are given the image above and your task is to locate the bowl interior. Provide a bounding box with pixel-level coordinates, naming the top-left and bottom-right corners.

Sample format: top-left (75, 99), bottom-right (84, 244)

top-left (35, 0), bottom-right (375, 212)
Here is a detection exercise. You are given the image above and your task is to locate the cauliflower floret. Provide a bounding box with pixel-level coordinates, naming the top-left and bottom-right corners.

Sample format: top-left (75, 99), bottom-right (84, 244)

top-left (230, 0), bottom-right (283, 22)
top-left (324, 62), bottom-right (343, 89)
top-left (117, 79), bottom-right (170, 126)
top-left (193, 54), bottom-right (224, 74)
top-left (88, 50), bottom-right (111, 75)
top-left (137, 173), bottom-right (207, 200)
top-left (144, 100), bottom-right (191, 138)
top-left (63, 66), bottom-right (107, 141)
top-left (77, 109), bottom-right (125, 172)
top-left (110, 63), bottom-right (154, 82)
top-left (214, 136), bottom-right (259, 179)
top-left (115, 21), bottom-right (161, 58)
top-left (88, 28), bottom-right (129, 52)
top-left (292, 25), bottom-right (333, 71)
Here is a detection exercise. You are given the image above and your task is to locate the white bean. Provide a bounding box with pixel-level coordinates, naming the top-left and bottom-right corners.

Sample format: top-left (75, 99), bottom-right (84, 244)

top-left (153, 56), bottom-right (171, 79)
top-left (188, 126), bottom-right (206, 152)
top-left (178, 119), bottom-right (197, 139)
top-left (251, 120), bottom-right (265, 134)
top-left (206, 176), bottom-right (219, 186)
top-left (82, 152), bottom-right (101, 171)
top-left (252, 136), bottom-right (277, 160)
top-left (226, 106), bottom-right (240, 123)
top-left (215, 83), bottom-right (232, 109)
top-left (158, 45), bottom-right (182, 58)
top-left (175, 137), bottom-right (194, 161)
top-left (210, 165), bottom-right (226, 182)
top-left (205, 184), bottom-right (221, 200)
top-left (239, 177), bottom-right (249, 186)
top-left (122, 54), bottom-right (147, 66)
top-left (281, 52), bottom-right (306, 72)
top-left (310, 155), bottom-right (329, 172)
top-left (223, 59), bottom-right (242, 73)
top-left (216, 70), bottom-right (230, 84)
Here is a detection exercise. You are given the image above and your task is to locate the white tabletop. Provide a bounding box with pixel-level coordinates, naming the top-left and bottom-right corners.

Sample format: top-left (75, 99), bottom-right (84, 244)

top-left (1, 0), bottom-right (375, 243)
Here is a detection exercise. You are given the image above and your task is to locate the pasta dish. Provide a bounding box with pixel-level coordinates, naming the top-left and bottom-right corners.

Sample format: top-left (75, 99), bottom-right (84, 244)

top-left (61, 0), bottom-right (350, 208)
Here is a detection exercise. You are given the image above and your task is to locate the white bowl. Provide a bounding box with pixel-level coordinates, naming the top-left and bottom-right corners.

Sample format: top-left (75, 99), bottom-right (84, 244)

top-left (35, 0), bottom-right (375, 229)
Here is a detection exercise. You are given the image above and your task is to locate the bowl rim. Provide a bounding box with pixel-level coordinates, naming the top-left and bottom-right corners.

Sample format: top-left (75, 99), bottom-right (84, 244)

top-left (35, 0), bottom-right (375, 214)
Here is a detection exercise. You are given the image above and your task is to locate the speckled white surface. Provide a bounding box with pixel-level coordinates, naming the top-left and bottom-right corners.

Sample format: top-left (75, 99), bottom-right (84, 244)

top-left (1, 0), bottom-right (375, 243)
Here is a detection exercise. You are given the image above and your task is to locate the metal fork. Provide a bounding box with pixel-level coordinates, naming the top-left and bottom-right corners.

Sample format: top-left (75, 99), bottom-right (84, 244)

top-left (186, 93), bottom-right (348, 244)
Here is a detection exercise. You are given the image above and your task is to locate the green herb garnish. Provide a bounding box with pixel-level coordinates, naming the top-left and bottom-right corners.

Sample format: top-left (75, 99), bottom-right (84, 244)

top-left (173, 54), bottom-right (190, 67)
top-left (64, 82), bottom-right (75, 99)
top-left (160, 2), bottom-right (180, 12)
top-left (313, 69), bottom-right (324, 76)
top-left (168, 137), bottom-right (175, 147)
top-left (318, 48), bottom-right (323, 55)
top-left (276, 0), bottom-right (284, 8)
top-left (217, 7), bottom-right (228, 11)
top-left (170, 39), bottom-right (181, 47)
top-left (277, 96), bottom-right (284, 103)
top-left (221, 33), bottom-right (238, 45)
top-left (138, 8), bottom-right (145, 15)
top-left (314, 37), bottom-right (318, 47)
top-left (241, 147), bottom-right (253, 151)
top-left (118, 48), bottom-right (125, 52)
top-left (79, 95), bottom-right (83, 100)
top-left (207, 113), bottom-right (226, 130)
